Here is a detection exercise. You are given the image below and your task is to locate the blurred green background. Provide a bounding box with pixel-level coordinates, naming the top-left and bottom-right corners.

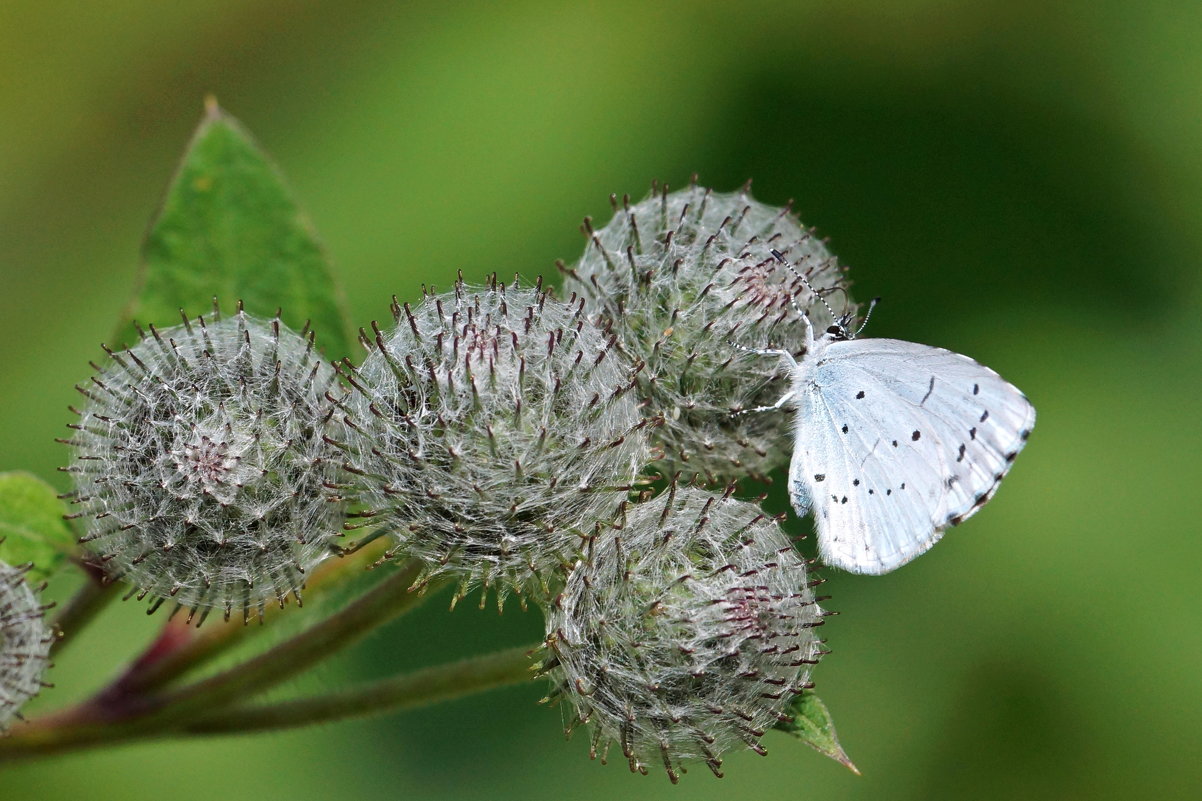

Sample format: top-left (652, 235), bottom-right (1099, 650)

top-left (2, 1), bottom-right (1199, 798)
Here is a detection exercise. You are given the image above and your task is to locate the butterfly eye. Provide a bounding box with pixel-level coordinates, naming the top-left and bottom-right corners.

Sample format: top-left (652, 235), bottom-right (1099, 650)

top-left (826, 325), bottom-right (846, 338)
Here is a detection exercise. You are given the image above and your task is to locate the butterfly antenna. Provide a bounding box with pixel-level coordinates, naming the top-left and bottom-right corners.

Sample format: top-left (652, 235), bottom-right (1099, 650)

top-left (853, 297), bottom-right (881, 338)
top-left (770, 248), bottom-right (844, 336)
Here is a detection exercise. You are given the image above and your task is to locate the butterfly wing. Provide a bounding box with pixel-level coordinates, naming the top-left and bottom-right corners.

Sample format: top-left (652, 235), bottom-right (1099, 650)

top-left (789, 337), bottom-right (1035, 574)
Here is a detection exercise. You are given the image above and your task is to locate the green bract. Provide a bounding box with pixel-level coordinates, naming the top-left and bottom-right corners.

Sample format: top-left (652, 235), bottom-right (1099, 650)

top-left (0, 473), bottom-right (74, 583)
top-left (125, 99), bottom-right (351, 360)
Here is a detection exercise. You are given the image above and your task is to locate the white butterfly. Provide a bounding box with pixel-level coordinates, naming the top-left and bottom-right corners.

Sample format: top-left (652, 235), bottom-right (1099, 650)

top-left (747, 251), bottom-right (1035, 574)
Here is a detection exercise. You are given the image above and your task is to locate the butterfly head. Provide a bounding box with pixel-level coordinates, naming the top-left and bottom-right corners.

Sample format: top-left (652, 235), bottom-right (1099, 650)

top-left (826, 320), bottom-right (852, 342)
top-left (827, 301), bottom-right (877, 341)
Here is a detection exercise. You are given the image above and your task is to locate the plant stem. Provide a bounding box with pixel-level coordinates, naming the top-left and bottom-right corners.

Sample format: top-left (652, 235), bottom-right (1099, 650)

top-left (0, 642), bottom-right (536, 762)
top-left (182, 644), bottom-right (536, 735)
top-left (0, 559), bottom-right (430, 762)
top-left (107, 540), bottom-right (391, 697)
top-left (150, 559), bottom-right (430, 720)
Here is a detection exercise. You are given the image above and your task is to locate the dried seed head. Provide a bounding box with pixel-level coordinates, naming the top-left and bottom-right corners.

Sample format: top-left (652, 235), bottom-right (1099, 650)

top-left (62, 307), bottom-right (345, 622)
top-left (334, 277), bottom-right (651, 605)
top-left (541, 485), bottom-right (828, 781)
top-left (1, 560), bottom-right (53, 732)
top-left (562, 183), bottom-right (855, 482)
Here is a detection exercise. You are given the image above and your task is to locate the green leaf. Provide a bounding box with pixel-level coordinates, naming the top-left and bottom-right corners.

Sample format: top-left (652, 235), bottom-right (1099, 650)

top-left (121, 96), bottom-right (352, 360)
top-left (775, 691), bottom-right (860, 774)
top-left (0, 471), bottom-right (75, 582)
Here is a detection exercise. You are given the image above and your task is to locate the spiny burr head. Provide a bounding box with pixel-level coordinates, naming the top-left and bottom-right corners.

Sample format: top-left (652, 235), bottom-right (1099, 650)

top-left (540, 484), bottom-right (830, 782)
top-left (561, 182), bottom-right (855, 483)
top-left (61, 305), bottom-right (345, 623)
top-left (333, 276), bottom-right (652, 606)
top-left (0, 560), bottom-right (53, 732)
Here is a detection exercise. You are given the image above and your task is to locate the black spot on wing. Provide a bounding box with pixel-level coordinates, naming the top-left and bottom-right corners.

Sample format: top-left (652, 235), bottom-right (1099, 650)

top-left (944, 466), bottom-right (1013, 530)
top-left (856, 390), bottom-right (865, 400)
top-left (920, 375), bottom-right (935, 405)
top-left (814, 474), bottom-right (825, 482)
top-left (911, 430), bottom-right (921, 441)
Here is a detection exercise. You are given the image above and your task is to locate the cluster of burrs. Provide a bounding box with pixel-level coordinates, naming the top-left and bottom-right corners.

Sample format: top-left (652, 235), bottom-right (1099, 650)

top-left (53, 182), bottom-right (853, 777)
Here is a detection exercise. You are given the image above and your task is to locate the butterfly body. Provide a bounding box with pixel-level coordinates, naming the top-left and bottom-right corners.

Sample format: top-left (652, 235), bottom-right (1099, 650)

top-left (782, 326), bottom-right (1035, 574)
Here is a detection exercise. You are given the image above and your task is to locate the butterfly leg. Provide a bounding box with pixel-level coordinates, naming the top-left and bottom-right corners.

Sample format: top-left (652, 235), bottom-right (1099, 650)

top-left (721, 339), bottom-right (798, 413)
top-left (727, 341), bottom-right (799, 369)
top-left (726, 342), bottom-right (799, 416)
top-left (733, 388), bottom-right (797, 416)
